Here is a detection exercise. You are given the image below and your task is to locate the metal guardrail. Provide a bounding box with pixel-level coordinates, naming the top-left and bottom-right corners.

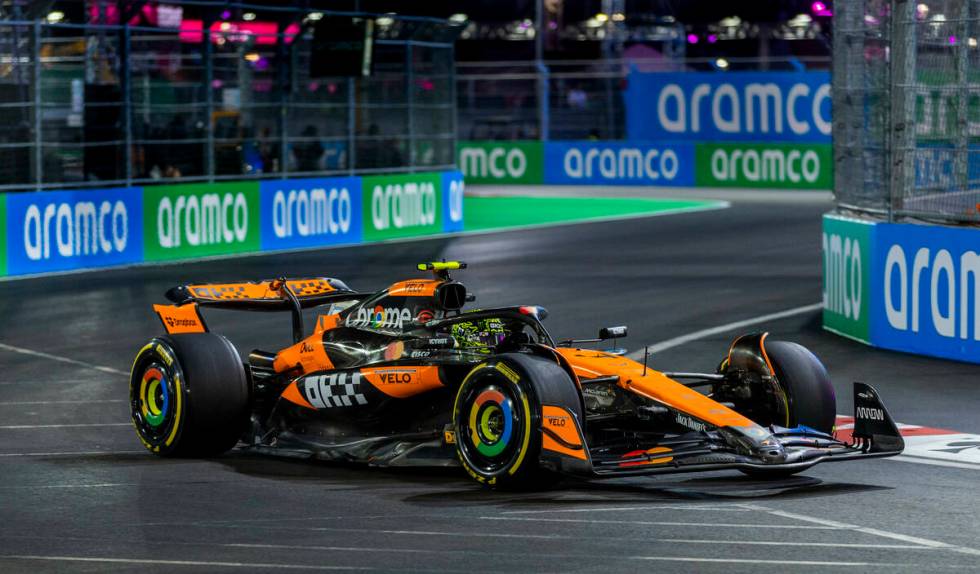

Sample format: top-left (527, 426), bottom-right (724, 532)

top-left (0, 13), bottom-right (457, 192)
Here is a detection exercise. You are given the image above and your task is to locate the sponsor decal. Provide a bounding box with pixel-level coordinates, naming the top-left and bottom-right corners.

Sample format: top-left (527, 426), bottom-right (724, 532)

top-left (494, 362), bottom-right (521, 383)
top-left (259, 177), bottom-right (362, 251)
top-left (408, 350), bottom-right (432, 359)
top-left (143, 182), bottom-right (259, 261)
top-left (675, 413), bottom-right (707, 432)
top-left (626, 71), bottom-right (831, 143)
top-left (457, 141), bottom-right (544, 184)
top-left (544, 414), bottom-right (568, 427)
top-left (303, 372), bottom-right (367, 409)
top-left (696, 143), bottom-right (832, 189)
top-left (441, 170), bottom-right (465, 233)
top-left (347, 305), bottom-right (413, 330)
top-left (416, 309), bottom-right (435, 323)
top-left (872, 222), bottom-right (980, 362)
top-left (822, 215), bottom-right (873, 343)
top-left (361, 172), bottom-right (443, 240)
top-left (6, 188), bottom-right (143, 275)
top-left (543, 141), bottom-right (695, 186)
top-left (855, 406), bottom-right (885, 421)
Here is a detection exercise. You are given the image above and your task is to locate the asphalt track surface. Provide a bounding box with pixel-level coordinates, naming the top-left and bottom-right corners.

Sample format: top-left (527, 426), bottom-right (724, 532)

top-left (2, 190), bottom-right (980, 573)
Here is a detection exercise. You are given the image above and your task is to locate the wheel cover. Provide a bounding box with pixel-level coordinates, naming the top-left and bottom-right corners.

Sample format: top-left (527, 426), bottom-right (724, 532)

top-left (131, 359), bottom-right (180, 449)
top-left (457, 378), bottom-right (526, 475)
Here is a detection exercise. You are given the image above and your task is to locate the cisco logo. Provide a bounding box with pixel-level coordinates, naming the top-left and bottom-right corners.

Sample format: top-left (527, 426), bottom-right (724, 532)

top-left (157, 192), bottom-right (248, 248)
top-left (459, 146), bottom-right (526, 179)
top-left (883, 245), bottom-right (980, 339)
top-left (371, 182), bottom-right (436, 230)
top-left (23, 200), bottom-right (128, 261)
top-left (823, 232), bottom-right (862, 320)
top-left (272, 187), bottom-right (352, 239)
top-left (562, 146), bottom-right (679, 181)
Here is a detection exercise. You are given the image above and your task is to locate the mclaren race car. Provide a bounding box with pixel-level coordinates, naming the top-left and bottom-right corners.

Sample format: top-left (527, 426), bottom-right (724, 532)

top-left (131, 261), bottom-right (904, 488)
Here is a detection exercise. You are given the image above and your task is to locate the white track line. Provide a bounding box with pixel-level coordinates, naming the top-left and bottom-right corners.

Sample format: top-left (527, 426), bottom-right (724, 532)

top-left (0, 342), bottom-right (127, 376)
top-left (500, 504), bottom-right (750, 515)
top-left (630, 556), bottom-right (897, 567)
top-left (745, 504), bottom-right (980, 557)
top-left (0, 423), bottom-right (130, 430)
top-left (0, 556), bottom-right (368, 571)
top-left (479, 516), bottom-right (837, 529)
top-left (658, 538), bottom-right (931, 550)
top-left (0, 400), bottom-right (126, 406)
top-left (0, 450), bottom-right (142, 457)
top-left (893, 455), bottom-right (980, 471)
top-left (627, 302), bottom-right (823, 359)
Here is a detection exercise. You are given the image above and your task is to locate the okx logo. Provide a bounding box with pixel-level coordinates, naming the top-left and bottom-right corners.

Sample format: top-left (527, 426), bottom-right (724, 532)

top-left (144, 182), bottom-right (259, 261)
top-left (822, 215), bottom-right (872, 343)
top-left (362, 173), bottom-right (443, 240)
top-left (259, 177), bottom-right (362, 251)
top-left (6, 188), bottom-right (143, 275)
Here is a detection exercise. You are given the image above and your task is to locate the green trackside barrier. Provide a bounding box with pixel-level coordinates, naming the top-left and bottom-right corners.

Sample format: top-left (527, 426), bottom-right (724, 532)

top-left (0, 193), bottom-right (6, 276)
top-left (143, 181), bottom-right (261, 261)
top-left (362, 172), bottom-right (444, 241)
top-left (822, 214), bottom-right (873, 344)
top-left (695, 142), bottom-right (833, 190)
top-left (457, 141), bottom-right (544, 184)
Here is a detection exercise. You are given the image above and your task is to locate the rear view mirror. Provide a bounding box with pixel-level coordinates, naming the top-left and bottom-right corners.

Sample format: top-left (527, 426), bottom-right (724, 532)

top-left (599, 326), bottom-right (627, 340)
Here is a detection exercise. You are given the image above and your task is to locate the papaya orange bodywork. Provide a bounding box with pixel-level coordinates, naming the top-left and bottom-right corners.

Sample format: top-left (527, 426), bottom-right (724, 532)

top-left (360, 366), bottom-right (444, 398)
top-left (153, 303), bottom-right (207, 334)
top-left (387, 279), bottom-right (441, 298)
top-left (185, 278), bottom-right (336, 303)
top-left (555, 348), bottom-right (756, 430)
top-left (274, 334), bottom-right (335, 374)
top-left (541, 405), bottom-right (588, 460)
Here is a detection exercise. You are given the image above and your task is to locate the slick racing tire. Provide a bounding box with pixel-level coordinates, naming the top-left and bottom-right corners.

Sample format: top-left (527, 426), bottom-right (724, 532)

top-left (740, 341), bottom-right (836, 479)
top-left (765, 341), bottom-right (836, 434)
top-left (130, 334), bottom-right (249, 457)
top-left (453, 353), bottom-right (581, 490)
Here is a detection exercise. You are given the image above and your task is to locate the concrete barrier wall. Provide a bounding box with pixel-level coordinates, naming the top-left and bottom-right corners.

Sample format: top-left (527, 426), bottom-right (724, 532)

top-left (0, 170), bottom-right (464, 278)
top-left (823, 213), bottom-right (980, 363)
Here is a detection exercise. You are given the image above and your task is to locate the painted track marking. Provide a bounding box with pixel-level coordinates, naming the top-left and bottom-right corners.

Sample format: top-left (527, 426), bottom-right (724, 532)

top-left (0, 399), bottom-right (126, 405)
top-left (0, 450), bottom-right (143, 457)
top-left (744, 504), bottom-right (980, 557)
top-left (0, 423), bottom-right (130, 429)
top-left (479, 516), bottom-right (837, 529)
top-left (0, 342), bottom-right (127, 376)
top-left (0, 556), bottom-right (368, 571)
top-left (626, 302), bottom-right (823, 359)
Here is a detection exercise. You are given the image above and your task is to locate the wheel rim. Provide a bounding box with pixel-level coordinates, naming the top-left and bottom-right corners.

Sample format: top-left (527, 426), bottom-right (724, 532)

top-left (132, 360), bottom-right (179, 448)
top-left (457, 378), bottom-right (526, 475)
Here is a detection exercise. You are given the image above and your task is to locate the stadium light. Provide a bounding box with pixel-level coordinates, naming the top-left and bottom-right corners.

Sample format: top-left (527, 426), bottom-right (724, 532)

top-left (686, 33), bottom-right (699, 44)
top-left (595, 13), bottom-right (609, 23)
top-left (376, 16), bottom-right (395, 27)
top-left (243, 12), bottom-right (257, 22)
top-left (244, 52), bottom-right (260, 62)
top-left (448, 13), bottom-right (468, 24)
top-left (46, 11), bottom-right (65, 23)
top-left (307, 12), bottom-right (324, 22)
top-left (715, 57), bottom-right (729, 69)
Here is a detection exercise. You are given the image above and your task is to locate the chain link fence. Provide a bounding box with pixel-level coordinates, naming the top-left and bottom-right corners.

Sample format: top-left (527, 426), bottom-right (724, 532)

top-left (834, 0), bottom-right (980, 223)
top-left (0, 12), bottom-right (457, 192)
top-left (456, 56), bottom-right (832, 142)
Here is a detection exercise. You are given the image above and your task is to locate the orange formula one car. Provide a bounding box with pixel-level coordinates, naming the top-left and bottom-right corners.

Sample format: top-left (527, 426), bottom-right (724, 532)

top-left (131, 262), bottom-right (904, 488)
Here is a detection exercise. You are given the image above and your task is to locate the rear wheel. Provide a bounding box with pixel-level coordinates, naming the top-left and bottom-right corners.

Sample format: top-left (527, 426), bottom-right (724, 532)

top-left (130, 334), bottom-right (249, 457)
top-left (453, 353), bottom-right (579, 489)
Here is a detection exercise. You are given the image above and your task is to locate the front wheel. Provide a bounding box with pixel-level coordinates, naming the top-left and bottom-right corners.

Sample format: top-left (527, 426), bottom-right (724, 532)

top-left (453, 353), bottom-right (578, 489)
top-left (130, 334), bottom-right (250, 457)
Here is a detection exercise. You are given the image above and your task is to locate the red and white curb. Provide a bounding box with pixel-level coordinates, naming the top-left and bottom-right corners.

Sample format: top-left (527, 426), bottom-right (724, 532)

top-left (835, 415), bottom-right (980, 470)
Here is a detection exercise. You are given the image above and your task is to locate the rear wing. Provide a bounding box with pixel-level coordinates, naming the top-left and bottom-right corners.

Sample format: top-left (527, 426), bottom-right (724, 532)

top-left (155, 277), bottom-right (368, 342)
top-left (164, 277), bottom-right (364, 311)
